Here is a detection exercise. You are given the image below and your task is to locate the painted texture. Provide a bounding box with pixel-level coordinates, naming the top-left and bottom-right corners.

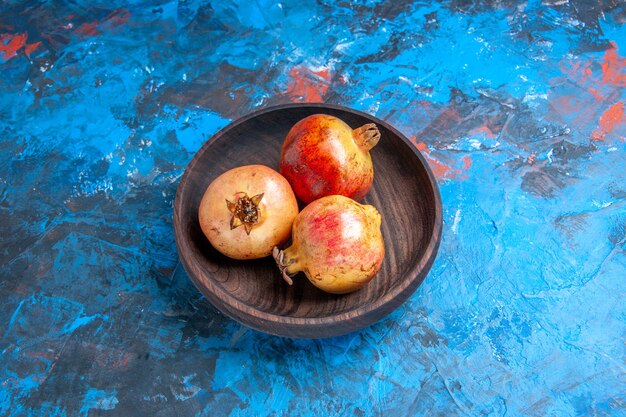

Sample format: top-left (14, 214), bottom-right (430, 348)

top-left (0, 0), bottom-right (625, 416)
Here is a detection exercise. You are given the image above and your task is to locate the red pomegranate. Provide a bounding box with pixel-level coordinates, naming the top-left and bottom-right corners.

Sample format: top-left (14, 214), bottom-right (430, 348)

top-left (280, 114), bottom-right (381, 204)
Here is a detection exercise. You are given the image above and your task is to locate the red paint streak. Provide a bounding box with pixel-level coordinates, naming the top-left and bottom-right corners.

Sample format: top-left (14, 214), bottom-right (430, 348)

top-left (599, 101), bottom-right (625, 131)
top-left (74, 8), bottom-right (131, 37)
top-left (462, 155), bottom-right (472, 170)
top-left (24, 41), bottom-right (41, 57)
top-left (414, 141), bottom-right (429, 152)
top-left (550, 94), bottom-right (583, 114)
top-left (25, 350), bottom-right (61, 384)
top-left (106, 8), bottom-right (131, 27)
top-left (0, 33), bottom-right (27, 60)
top-left (591, 131), bottom-right (603, 142)
top-left (428, 157), bottom-right (453, 179)
top-left (560, 59), bottom-right (593, 84)
top-left (0, 33), bottom-right (41, 60)
top-left (412, 139), bottom-right (472, 180)
top-left (601, 42), bottom-right (626, 87)
top-left (75, 21), bottom-right (101, 37)
top-left (592, 101), bottom-right (625, 141)
top-left (469, 124), bottom-right (497, 138)
top-left (286, 66), bottom-right (331, 102)
top-left (549, 93), bottom-right (599, 130)
top-left (549, 44), bottom-right (626, 134)
top-left (588, 87), bottom-right (603, 101)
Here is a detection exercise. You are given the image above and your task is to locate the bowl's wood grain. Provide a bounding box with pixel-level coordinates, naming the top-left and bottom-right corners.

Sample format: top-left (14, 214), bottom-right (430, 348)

top-left (173, 104), bottom-right (442, 338)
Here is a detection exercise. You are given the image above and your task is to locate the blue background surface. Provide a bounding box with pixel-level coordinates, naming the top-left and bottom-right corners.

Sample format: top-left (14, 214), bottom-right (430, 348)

top-left (1, 1), bottom-right (625, 416)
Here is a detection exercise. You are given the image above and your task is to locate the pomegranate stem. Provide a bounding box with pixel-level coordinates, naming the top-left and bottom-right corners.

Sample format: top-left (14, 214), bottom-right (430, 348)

top-left (272, 247), bottom-right (294, 285)
top-left (353, 123), bottom-right (381, 151)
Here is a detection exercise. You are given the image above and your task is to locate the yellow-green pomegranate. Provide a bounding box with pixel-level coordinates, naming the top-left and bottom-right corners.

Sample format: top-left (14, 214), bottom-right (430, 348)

top-left (199, 165), bottom-right (298, 260)
top-left (273, 195), bottom-right (384, 294)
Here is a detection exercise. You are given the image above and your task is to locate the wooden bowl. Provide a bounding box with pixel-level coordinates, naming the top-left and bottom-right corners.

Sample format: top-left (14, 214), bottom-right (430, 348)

top-left (173, 104), bottom-right (442, 338)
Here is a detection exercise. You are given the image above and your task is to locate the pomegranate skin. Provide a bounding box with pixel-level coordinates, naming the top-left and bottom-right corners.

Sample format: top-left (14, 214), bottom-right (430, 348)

top-left (198, 165), bottom-right (298, 260)
top-left (280, 114), bottom-right (380, 204)
top-left (274, 195), bottom-right (385, 294)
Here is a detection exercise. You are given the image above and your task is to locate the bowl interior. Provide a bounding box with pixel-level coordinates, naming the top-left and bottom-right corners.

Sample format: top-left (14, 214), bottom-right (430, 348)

top-left (174, 105), bottom-right (440, 332)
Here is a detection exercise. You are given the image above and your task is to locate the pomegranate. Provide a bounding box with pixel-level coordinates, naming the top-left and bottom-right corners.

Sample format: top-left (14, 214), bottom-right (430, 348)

top-left (280, 114), bottom-right (381, 204)
top-left (273, 195), bottom-right (385, 294)
top-left (198, 165), bottom-right (298, 260)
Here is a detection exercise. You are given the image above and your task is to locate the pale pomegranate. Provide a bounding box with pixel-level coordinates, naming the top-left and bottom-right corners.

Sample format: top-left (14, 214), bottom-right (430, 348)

top-left (198, 165), bottom-right (298, 260)
top-left (273, 195), bottom-right (385, 294)
top-left (280, 114), bottom-right (381, 204)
